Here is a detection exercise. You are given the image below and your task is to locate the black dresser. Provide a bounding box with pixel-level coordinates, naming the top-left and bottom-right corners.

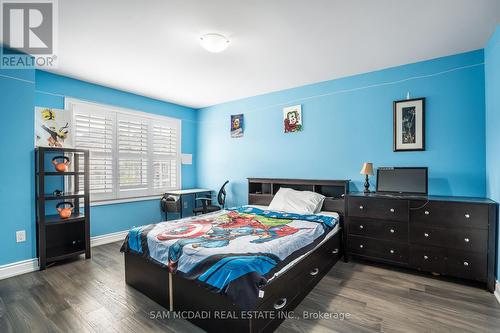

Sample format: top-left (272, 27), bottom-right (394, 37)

top-left (346, 192), bottom-right (497, 292)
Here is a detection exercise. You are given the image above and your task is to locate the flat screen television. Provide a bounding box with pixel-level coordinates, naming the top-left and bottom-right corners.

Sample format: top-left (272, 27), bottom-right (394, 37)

top-left (376, 167), bottom-right (428, 195)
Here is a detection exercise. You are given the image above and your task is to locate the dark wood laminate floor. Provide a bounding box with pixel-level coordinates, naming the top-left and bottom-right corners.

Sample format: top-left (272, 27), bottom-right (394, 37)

top-left (1, 242), bottom-right (499, 333)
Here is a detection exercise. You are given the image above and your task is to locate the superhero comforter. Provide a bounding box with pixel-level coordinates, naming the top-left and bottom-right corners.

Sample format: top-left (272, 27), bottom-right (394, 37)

top-left (120, 206), bottom-right (338, 310)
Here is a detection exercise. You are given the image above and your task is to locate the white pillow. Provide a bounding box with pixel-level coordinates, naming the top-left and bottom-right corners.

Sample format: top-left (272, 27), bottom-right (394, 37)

top-left (268, 188), bottom-right (325, 214)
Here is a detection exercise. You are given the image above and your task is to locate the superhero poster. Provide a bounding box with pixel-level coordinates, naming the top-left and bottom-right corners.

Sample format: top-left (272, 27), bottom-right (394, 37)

top-left (283, 105), bottom-right (302, 133)
top-left (230, 114), bottom-right (244, 138)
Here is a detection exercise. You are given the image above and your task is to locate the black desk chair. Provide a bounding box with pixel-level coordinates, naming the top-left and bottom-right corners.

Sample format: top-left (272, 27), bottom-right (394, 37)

top-left (193, 181), bottom-right (229, 215)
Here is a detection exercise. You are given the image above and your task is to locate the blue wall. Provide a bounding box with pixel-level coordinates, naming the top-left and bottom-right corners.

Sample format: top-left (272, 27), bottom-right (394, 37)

top-left (0, 57), bottom-right (36, 265)
top-left (197, 50), bottom-right (487, 208)
top-left (34, 70), bottom-right (198, 237)
top-left (485, 25), bottom-right (500, 279)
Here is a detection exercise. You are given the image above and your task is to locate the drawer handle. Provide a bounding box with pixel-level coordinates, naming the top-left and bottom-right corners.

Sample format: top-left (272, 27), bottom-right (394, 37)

top-left (359, 225), bottom-right (364, 229)
top-left (463, 261), bottom-right (469, 267)
top-left (331, 248), bottom-right (339, 254)
top-left (389, 249), bottom-right (395, 254)
top-left (309, 268), bottom-right (320, 276)
top-left (424, 233), bottom-right (429, 238)
top-left (273, 298), bottom-right (287, 310)
top-left (424, 210), bottom-right (430, 215)
top-left (359, 244), bottom-right (364, 249)
top-left (390, 208), bottom-right (395, 213)
top-left (359, 205), bottom-right (364, 210)
top-left (464, 238), bottom-right (470, 243)
top-left (423, 255), bottom-right (429, 260)
top-left (465, 213), bottom-right (470, 219)
top-left (390, 228), bottom-right (395, 233)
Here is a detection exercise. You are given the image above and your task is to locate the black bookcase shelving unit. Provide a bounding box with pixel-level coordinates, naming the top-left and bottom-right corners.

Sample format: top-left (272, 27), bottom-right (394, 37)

top-left (35, 147), bottom-right (91, 269)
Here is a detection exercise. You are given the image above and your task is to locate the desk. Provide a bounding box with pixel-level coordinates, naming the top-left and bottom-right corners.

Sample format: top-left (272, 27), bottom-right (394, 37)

top-left (163, 188), bottom-right (211, 220)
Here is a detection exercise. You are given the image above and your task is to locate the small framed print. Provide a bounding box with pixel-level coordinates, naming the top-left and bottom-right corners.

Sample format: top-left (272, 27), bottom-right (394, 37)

top-left (230, 114), bottom-right (244, 138)
top-left (35, 107), bottom-right (72, 148)
top-left (393, 98), bottom-right (425, 152)
top-left (283, 105), bottom-right (302, 133)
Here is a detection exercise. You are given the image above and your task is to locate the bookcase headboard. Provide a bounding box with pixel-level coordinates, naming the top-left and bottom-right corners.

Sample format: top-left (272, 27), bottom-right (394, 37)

top-left (247, 178), bottom-right (350, 216)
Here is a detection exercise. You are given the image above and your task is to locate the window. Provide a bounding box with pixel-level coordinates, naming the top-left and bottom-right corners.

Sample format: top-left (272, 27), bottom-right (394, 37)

top-left (66, 98), bottom-right (181, 202)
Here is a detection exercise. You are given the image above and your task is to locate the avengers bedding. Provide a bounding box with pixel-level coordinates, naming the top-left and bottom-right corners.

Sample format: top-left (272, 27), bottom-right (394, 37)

top-left (120, 206), bottom-right (339, 310)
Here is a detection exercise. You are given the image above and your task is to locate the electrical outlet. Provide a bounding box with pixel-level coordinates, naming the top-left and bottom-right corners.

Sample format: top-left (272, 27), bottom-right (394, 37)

top-left (16, 230), bottom-right (26, 243)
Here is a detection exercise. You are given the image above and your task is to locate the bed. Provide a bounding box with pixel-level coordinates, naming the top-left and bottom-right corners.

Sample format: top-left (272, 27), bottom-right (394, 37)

top-left (122, 178), bottom-right (349, 333)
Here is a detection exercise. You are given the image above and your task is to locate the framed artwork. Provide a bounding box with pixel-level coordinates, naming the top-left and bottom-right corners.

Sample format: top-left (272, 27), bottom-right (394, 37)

top-left (230, 114), bottom-right (244, 138)
top-left (283, 105), bottom-right (302, 133)
top-left (393, 98), bottom-right (425, 152)
top-left (35, 107), bottom-right (72, 147)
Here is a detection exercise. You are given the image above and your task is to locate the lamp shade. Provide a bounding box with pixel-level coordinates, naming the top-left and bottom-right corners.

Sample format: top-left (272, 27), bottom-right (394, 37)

top-left (360, 162), bottom-right (374, 175)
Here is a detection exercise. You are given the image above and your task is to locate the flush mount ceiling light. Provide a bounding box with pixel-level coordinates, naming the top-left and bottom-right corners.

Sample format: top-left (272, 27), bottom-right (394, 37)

top-left (199, 33), bottom-right (230, 53)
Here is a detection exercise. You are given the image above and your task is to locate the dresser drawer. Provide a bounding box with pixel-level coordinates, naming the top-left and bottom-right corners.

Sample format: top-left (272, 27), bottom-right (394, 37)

top-left (349, 218), bottom-right (408, 242)
top-left (410, 245), bottom-right (446, 274)
top-left (410, 225), bottom-right (487, 253)
top-left (409, 245), bottom-right (487, 281)
top-left (410, 201), bottom-right (489, 229)
top-left (348, 235), bottom-right (408, 263)
top-left (446, 250), bottom-right (487, 282)
top-left (349, 197), bottom-right (408, 222)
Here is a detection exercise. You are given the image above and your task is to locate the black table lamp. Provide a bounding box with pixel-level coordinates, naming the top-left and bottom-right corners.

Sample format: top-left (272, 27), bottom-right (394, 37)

top-left (360, 162), bottom-right (374, 193)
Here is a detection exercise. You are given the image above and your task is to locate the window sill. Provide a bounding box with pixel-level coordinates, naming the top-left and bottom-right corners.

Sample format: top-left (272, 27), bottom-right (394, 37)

top-left (91, 195), bottom-right (163, 207)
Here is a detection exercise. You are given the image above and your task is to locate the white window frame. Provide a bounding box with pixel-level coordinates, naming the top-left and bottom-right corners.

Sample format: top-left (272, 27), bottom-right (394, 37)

top-left (65, 98), bottom-right (182, 204)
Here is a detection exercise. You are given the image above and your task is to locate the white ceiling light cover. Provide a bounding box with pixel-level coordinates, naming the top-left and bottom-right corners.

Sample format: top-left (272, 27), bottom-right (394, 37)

top-left (199, 33), bottom-right (230, 53)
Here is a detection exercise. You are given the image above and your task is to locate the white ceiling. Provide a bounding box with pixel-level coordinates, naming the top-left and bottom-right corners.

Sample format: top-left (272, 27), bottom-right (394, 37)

top-left (47, 0), bottom-right (500, 108)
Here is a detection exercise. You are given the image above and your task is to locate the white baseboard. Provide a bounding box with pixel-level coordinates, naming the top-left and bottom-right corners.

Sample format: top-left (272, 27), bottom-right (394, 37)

top-left (495, 281), bottom-right (500, 305)
top-left (90, 229), bottom-right (128, 247)
top-left (0, 258), bottom-right (39, 280)
top-left (0, 229), bottom-right (129, 280)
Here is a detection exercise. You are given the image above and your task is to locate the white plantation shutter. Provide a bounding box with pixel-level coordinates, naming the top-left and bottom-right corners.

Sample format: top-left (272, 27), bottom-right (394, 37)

top-left (152, 124), bottom-right (178, 190)
top-left (117, 116), bottom-right (149, 196)
top-left (73, 107), bottom-right (115, 200)
top-left (67, 99), bottom-right (181, 201)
